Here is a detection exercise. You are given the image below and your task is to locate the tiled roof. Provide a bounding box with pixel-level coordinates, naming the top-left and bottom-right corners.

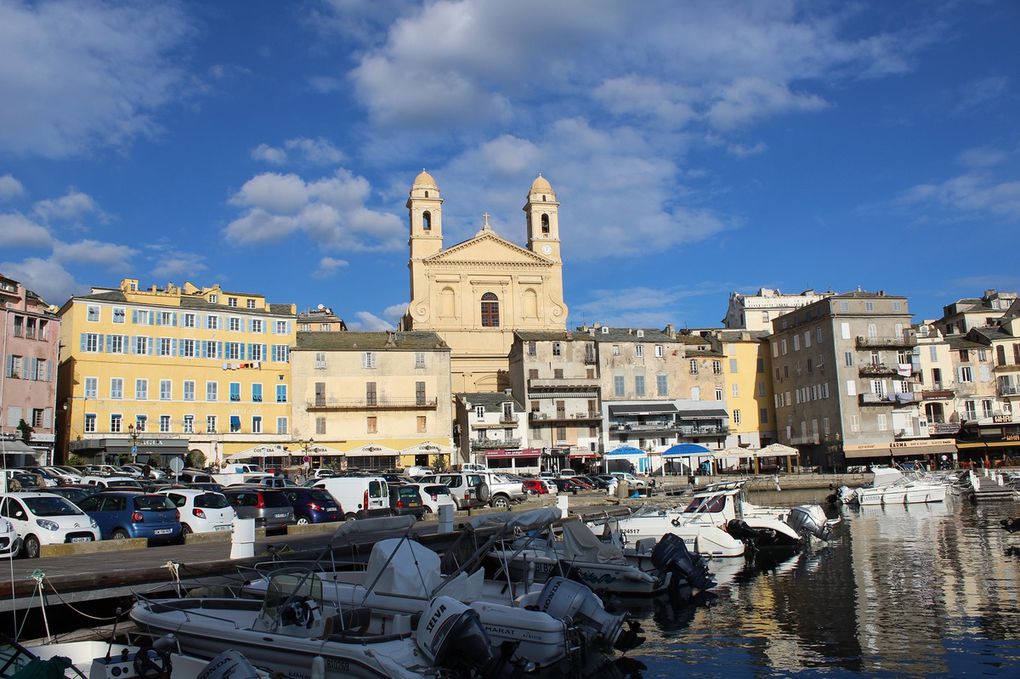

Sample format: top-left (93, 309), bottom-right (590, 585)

top-left (294, 331), bottom-right (449, 351)
top-left (587, 328), bottom-right (676, 343)
top-left (456, 392), bottom-right (524, 412)
top-left (515, 330), bottom-right (580, 342)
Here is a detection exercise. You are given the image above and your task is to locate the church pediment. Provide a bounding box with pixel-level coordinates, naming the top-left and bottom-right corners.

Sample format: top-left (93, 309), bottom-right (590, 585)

top-left (425, 232), bottom-right (551, 266)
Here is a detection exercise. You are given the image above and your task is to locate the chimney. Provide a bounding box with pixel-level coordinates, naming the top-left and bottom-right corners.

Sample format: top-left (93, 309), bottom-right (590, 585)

top-left (385, 330), bottom-right (396, 347)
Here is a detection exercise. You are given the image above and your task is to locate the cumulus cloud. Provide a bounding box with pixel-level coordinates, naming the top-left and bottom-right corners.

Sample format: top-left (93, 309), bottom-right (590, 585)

top-left (250, 138), bottom-right (346, 166)
top-left (33, 189), bottom-right (103, 222)
top-left (51, 239), bottom-right (137, 269)
top-left (251, 144), bottom-right (288, 165)
top-left (0, 256), bottom-right (82, 305)
top-left (348, 310), bottom-right (395, 331)
top-left (899, 173), bottom-right (1020, 221)
top-left (706, 78), bottom-right (828, 131)
top-left (0, 174), bottom-right (26, 201)
top-left (0, 0), bottom-right (193, 157)
top-left (0, 213), bottom-right (53, 248)
top-left (225, 168), bottom-right (403, 251)
top-left (148, 247), bottom-right (207, 279)
top-left (312, 256), bottom-right (349, 278)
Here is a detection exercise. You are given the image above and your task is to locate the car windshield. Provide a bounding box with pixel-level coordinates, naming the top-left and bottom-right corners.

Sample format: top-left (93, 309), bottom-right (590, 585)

top-left (396, 487), bottom-right (419, 500)
top-left (195, 493), bottom-right (229, 509)
top-left (260, 492), bottom-right (292, 508)
top-left (134, 495), bottom-right (176, 511)
top-left (24, 495), bottom-right (84, 517)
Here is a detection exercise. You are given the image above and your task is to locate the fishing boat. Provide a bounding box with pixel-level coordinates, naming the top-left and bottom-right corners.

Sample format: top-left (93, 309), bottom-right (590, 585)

top-left (839, 467), bottom-right (948, 506)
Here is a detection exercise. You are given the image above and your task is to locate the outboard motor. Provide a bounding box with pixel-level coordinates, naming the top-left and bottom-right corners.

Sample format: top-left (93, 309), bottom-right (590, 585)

top-left (726, 518), bottom-right (765, 548)
top-left (416, 596), bottom-right (494, 674)
top-left (196, 650), bottom-right (261, 679)
top-left (650, 533), bottom-right (716, 593)
top-left (536, 577), bottom-right (629, 650)
top-left (835, 486), bottom-right (857, 505)
top-left (787, 506), bottom-right (832, 542)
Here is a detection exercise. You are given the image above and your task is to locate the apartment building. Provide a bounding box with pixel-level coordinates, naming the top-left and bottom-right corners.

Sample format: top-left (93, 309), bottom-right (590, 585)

top-left (297, 305), bottom-right (347, 332)
top-left (722, 288), bottom-right (833, 332)
top-left (56, 278), bottom-right (296, 466)
top-left (290, 331), bottom-right (453, 470)
top-left (913, 324), bottom-right (961, 438)
top-left (712, 330), bottom-right (777, 448)
top-left (938, 289), bottom-right (1017, 336)
top-left (508, 331), bottom-right (601, 470)
top-left (675, 333), bottom-right (730, 450)
top-left (1, 273), bottom-right (60, 464)
top-left (454, 391), bottom-right (532, 471)
top-left (768, 292), bottom-right (954, 470)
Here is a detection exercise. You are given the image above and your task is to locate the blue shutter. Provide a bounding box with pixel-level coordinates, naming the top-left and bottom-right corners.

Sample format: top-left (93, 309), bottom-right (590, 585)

top-left (217, 342), bottom-right (223, 359)
top-left (127, 337), bottom-right (134, 355)
top-left (148, 338), bottom-right (155, 355)
top-left (171, 339), bottom-right (178, 356)
top-left (245, 343), bottom-right (251, 360)
top-left (80, 333), bottom-right (87, 351)
top-left (105, 335), bottom-right (112, 352)
top-left (149, 312), bottom-right (156, 325)
top-left (131, 309), bottom-right (139, 324)
top-left (261, 344), bottom-right (267, 362)
top-left (172, 313), bottom-right (178, 327)
top-left (96, 334), bottom-right (105, 351)
top-left (155, 313), bottom-right (162, 326)
top-left (5, 355), bottom-right (13, 377)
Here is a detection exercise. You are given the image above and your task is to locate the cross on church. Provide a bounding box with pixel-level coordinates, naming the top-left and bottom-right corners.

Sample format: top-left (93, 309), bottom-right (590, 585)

top-left (482, 212), bottom-right (491, 229)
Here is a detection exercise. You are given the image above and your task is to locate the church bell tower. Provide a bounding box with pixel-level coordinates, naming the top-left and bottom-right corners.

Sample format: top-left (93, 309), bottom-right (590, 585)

top-left (525, 174), bottom-right (561, 262)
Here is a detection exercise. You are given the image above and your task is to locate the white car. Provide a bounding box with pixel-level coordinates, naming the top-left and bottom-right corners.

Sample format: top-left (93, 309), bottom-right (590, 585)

top-left (406, 483), bottom-right (456, 514)
top-left (0, 492), bottom-right (100, 558)
top-left (609, 471), bottom-right (647, 488)
top-left (557, 469), bottom-right (578, 479)
top-left (158, 489), bottom-right (235, 535)
top-left (81, 475), bottom-right (139, 489)
top-left (43, 466), bottom-right (82, 484)
top-left (0, 517), bottom-right (21, 558)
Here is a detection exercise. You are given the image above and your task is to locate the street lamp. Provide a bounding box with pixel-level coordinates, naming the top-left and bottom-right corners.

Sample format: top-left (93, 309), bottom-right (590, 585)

top-left (128, 423), bottom-right (139, 465)
top-left (303, 438), bottom-right (314, 477)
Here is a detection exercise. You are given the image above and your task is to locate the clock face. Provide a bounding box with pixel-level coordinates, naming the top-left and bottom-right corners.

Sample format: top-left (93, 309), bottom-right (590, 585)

top-left (541, 244), bottom-right (553, 254)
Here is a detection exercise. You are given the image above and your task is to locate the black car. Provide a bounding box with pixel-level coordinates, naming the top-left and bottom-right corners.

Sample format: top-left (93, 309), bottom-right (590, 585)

top-left (281, 487), bottom-right (342, 525)
top-left (42, 485), bottom-right (98, 507)
top-left (389, 485), bottom-right (424, 520)
top-left (576, 474), bottom-right (611, 490)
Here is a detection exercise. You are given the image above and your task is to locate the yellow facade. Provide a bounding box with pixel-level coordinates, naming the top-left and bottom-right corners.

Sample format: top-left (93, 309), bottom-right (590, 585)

top-left (56, 278), bottom-right (297, 465)
top-left (718, 331), bottom-right (777, 447)
top-left (290, 331), bottom-right (454, 469)
top-left (401, 171), bottom-right (568, 393)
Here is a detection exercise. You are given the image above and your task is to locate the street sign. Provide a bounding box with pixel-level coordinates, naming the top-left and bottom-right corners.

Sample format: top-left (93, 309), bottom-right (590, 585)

top-left (168, 457), bottom-right (185, 473)
top-left (131, 445), bottom-right (137, 453)
top-left (303, 456), bottom-right (310, 463)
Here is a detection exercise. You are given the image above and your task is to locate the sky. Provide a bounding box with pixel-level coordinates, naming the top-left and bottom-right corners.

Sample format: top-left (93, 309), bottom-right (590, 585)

top-left (1, 0), bottom-right (1018, 331)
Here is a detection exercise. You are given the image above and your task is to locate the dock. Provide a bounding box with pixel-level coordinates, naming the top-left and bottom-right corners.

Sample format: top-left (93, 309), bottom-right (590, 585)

top-left (970, 475), bottom-right (1020, 502)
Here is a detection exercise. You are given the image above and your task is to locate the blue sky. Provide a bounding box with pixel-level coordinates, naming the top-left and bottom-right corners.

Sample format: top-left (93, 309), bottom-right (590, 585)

top-left (1, 0), bottom-right (1018, 330)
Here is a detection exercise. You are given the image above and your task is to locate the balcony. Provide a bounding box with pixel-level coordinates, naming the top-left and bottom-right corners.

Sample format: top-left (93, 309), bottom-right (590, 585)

top-left (679, 425), bottom-right (729, 437)
top-left (472, 437), bottom-right (521, 450)
top-left (999, 384), bottom-right (1020, 397)
top-left (921, 386), bottom-right (955, 400)
top-left (609, 421), bottom-right (681, 434)
top-left (994, 362), bottom-right (1020, 372)
top-left (858, 393), bottom-right (896, 406)
top-left (855, 335), bottom-right (917, 349)
top-left (306, 397), bottom-right (438, 411)
top-left (859, 363), bottom-right (898, 376)
top-left (528, 377), bottom-right (600, 391)
top-left (583, 354), bottom-right (597, 365)
top-left (530, 411), bottom-right (601, 425)
top-left (500, 414), bottom-right (519, 424)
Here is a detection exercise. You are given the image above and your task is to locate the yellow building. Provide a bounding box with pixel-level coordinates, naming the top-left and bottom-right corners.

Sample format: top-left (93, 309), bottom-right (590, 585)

top-left (56, 278), bottom-right (297, 465)
top-left (714, 330), bottom-right (777, 447)
top-left (400, 171), bottom-right (568, 393)
top-left (290, 331), bottom-right (454, 469)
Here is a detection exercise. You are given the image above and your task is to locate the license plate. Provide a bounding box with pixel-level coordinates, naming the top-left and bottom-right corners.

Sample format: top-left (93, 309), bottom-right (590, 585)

top-left (274, 513), bottom-right (287, 518)
top-left (71, 537), bottom-right (92, 543)
top-left (214, 525), bottom-right (231, 531)
top-left (154, 529), bottom-right (172, 535)
top-left (326, 507), bottom-right (337, 512)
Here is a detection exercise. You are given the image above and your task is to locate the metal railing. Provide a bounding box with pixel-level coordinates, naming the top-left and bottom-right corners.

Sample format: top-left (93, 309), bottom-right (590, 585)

top-left (855, 335), bottom-right (917, 348)
top-left (306, 397), bottom-right (438, 410)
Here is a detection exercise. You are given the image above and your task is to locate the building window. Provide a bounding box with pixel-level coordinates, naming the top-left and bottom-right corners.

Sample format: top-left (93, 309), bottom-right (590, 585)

top-left (715, 388), bottom-right (723, 401)
top-left (877, 414), bottom-right (887, 431)
top-left (183, 415), bottom-right (194, 434)
top-left (480, 292), bottom-right (500, 327)
top-left (206, 415), bottom-right (217, 433)
top-left (276, 417), bottom-right (288, 434)
top-left (207, 315), bottom-right (219, 330)
top-left (252, 383), bottom-right (263, 402)
top-left (475, 405), bottom-right (485, 419)
top-left (109, 377), bottom-right (123, 400)
top-left (527, 341), bottom-right (537, 356)
top-left (982, 400), bottom-right (993, 418)
top-left (180, 339), bottom-right (195, 357)
top-left (635, 375), bottom-right (645, 396)
top-left (84, 413), bottom-right (96, 433)
top-left (528, 369), bottom-right (538, 380)
top-left (183, 313), bottom-right (196, 328)
top-left (417, 415), bottom-right (427, 433)
top-left (416, 381), bottom-right (426, 405)
top-left (366, 382), bottom-right (377, 406)
top-left (731, 383), bottom-right (739, 397)
top-left (759, 408), bottom-right (769, 424)
top-left (865, 301), bottom-right (875, 312)
top-left (614, 375), bottom-right (625, 397)
top-left (251, 319), bottom-right (264, 334)
top-left (228, 297), bottom-right (237, 308)
top-left (135, 379), bottom-right (148, 400)
top-left (159, 338), bottom-right (172, 356)
top-left (554, 368), bottom-right (564, 379)
top-left (531, 400), bottom-right (539, 412)
top-left (656, 374), bottom-right (668, 396)
top-left (422, 210), bottom-right (431, 230)
top-left (691, 387), bottom-right (701, 400)
top-left (635, 344), bottom-right (644, 358)
top-left (183, 380), bottom-right (195, 401)
top-left (415, 352), bottom-right (426, 368)
top-left (363, 351), bottom-right (376, 369)
top-left (228, 317), bottom-right (241, 332)
top-left (159, 415), bottom-right (171, 433)
top-left (84, 377), bottom-right (98, 399)
top-left (556, 426), bottom-right (567, 442)
top-left (87, 305), bottom-right (100, 322)
top-left (315, 352), bottom-right (326, 369)
top-left (110, 414), bottom-right (122, 433)
top-left (246, 299), bottom-right (256, 309)
top-left (274, 320), bottom-right (289, 334)
top-left (793, 335), bottom-right (801, 352)
top-left (206, 381), bottom-right (218, 401)
top-left (612, 344), bottom-right (620, 356)
top-left (229, 416), bottom-right (241, 433)
top-left (655, 344), bottom-right (664, 358)
top-left (159, 379), bottom-right (171, 400)
top-left (276, 384), bottom-right (287, 403)
top-left (272, 345), bottom-right (289, 362)
top-left (252, 416), bottom-right (262, 434)
top-left (964, 401), bottom-right (977, 419)
top-left (733, 409), bottom-right (741, 424)
top-left (846, 380), bottom-right (857, 396)
top-left (229, 382), bottom-right (240, 402)
top-left (135, 415), bottom-right (147, 432)
top-left (552, 341), bottom-right (562, 356)
top-left (710, 360), bottom-right (720, 374)
top-left (82, 333), bottom-right (100, 352)
top-left (959, 366), bottom-right (973, 383)
top-left (844, 351), bottom-right (854, 367)
top-left (689, 360), bottom-right (699, 375)
top-left (366, 416), bottom-right (377, 434)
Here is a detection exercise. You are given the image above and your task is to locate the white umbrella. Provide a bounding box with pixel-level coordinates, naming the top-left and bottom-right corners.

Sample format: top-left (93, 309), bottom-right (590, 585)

top-left (345, 443), bottom-right (400, 458)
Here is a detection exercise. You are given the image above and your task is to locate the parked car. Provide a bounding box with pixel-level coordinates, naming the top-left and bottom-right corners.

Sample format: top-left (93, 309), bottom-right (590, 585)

top-left (522, 479), bottom-right (549, 495)
top-left (388, 485), bottom-right (424, 519)
top-left (609, 471), bottom-right (647, 488)
top-left (406, 483), bottom-right (455, 514)
top-left (159, 488), bottom-right (235, 535)
top-left (550, 478), bottom-right (585, 493)
top-left (567, 477), bottom-right (594, 490)
top-left (81, 475), bottom-right (137, 489)
top-left (43, 485), bottom-right (98, 507)
top-left (557, 469), bottom-right (578, 479)
top-left (0, 492), bottom-right (100, 558)
top-left (221, 487), bottom-right (295, 531)
top-left (77, 491), bottom-right (182, 544)
top-left (189, 482), bottom-right (225, 493)
top-left (416, 473), bottom-right (487, 510)
top-left (281, 487), bottom-right (342, 525)
top-left (178, 469), bottom-right (215, 484)
top-left (0, 517), bottom-right (21, 558)
top-left (576, 474), bottom-right (610, 490)
top-left (310, 476), bottom-right (391, 520)
top-left (310, 468), bottom-right (338, 479)
top-left (43, 466), bottom-right (82, 484)
top-left (403, 466), bottom-right (433, 479)
top-left (18, 468), bottom-right (59, 487)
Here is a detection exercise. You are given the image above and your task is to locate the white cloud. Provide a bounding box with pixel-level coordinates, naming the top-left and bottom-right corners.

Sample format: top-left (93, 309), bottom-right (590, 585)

top-left (382, 303), bottom-right (407, 320)
top-left (312, 256), bottom-right (349, 279)
top-left (0, 213), bottom-right (52, 248)
top-left (727, 141), bottom-right (767, 157)
top-left (250, 138), bottom-right (346, 167)
top-left (0, 174), bottom-right (26, 201)
top-left (149, 248), bottom-right (207, 279)
top-left (572, 283), bottom-right (736, 328)
top-left (707, 77), bottom-right (828, 131)
top-left (225, 168), bottom-right (403, 251)
top-left (958, 146), bottom-right (1009, 169)
top-left (899, 173), bottom-right (1020, 221)
top-left (348, 310), bottom-right (395, 331)
top-left (251, 143), bottom-right (288, 165)
top-left (0, 256), bottom-right (81, 305)
top-left (593, 77), bottom-right (699, 127)
top-left (51, 239), bottom-right (137, 269)
top-left (32, 189), bottom-right (103, 222)
top-left (0, 0), bottom-right (193, 157)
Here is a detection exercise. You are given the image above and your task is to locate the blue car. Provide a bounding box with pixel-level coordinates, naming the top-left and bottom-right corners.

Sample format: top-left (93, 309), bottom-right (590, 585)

top-left (77, 491), bottom-right (182, 544)
top-left (281, 487), bottom-right (342, 524)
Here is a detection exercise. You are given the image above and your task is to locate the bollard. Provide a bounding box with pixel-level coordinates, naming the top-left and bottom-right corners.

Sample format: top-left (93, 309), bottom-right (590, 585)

top-left (438, 502), bottom-right (454, 534)
top-left (557, 493), bottom-right (569, 515)
top-left (998, 473), bottom-right (1004, 486)
top-left (230, 517), bottom-right (255, 559)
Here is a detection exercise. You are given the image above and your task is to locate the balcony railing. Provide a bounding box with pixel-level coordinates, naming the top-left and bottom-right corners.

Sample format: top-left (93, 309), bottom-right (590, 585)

top-left (999, 384), bottom-right (1020, 396)
top-left (921, 388), bottom-right (955, 400)
top-left (306, 397), bottom-right (438, 411)
top-left (858, 393), bottom-right (917, 406)
top-left (584, 354), bottom-right (597, 365)
top-left (472, 437), bottom-right (521, 450)
top-left (609, 421), bottom-right (681, 433)
top-left (994, 362), bottom-right (1020, 372)
top-left (528, 377), bottom-right (600, 390)
top-left (859, 363), bottom-right (898, 376)
top-left (855, 335), bottom-right (917, 349)
top-left (679, 426), bottom-right (729, 436)
top-left (530, 411), bottom-right (601, 424)
top-left (500, 415), bottom-right (519, 424)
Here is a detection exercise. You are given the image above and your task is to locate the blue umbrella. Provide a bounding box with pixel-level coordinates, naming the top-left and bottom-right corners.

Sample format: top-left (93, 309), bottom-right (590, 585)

top-left (606, 446), bottom-right (645, 456)
top-left (662, 443), bottom-right (711, 457)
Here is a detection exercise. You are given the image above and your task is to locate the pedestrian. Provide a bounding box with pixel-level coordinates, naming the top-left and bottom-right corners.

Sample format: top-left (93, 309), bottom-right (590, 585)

top-left (142, 463), bottom-right (152, 479)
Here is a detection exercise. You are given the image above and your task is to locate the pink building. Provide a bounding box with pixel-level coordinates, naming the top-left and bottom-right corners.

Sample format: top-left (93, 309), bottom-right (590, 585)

top-left (1, 273), bottom-right (60, 464)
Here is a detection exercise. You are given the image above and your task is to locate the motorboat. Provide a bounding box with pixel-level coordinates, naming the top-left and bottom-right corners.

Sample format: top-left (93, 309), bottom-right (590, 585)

top-left (243, 533), bottom-right (637, 670)
top-left (131, 568), bottom-right (495, 679)
top-left (488, 517), bottom-right (716, 597)
top-left (840, 467), bottom-right (947, 506)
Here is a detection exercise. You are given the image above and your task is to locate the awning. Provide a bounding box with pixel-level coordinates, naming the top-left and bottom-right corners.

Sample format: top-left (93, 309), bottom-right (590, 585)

top-left (677, 409), bottom-right (729, 420)
top-left (956, 441), bottom-right (986, 450)
top-left (606, 446), bottom-right (645, 457)
top-left (759, 443), bottom-right (799, 456)
top-left (225, 444), bottom-right (292, 461)
top-left (608, 403), bottom-right (678, 416)
top-left (662, 443), bottom-right (711, 457)
top-left (568, 451), bottom-right (601, 459)
top-left (0, 440), bottom-right (35, 453)
top-left (845, 439), bottom-right (960, 459)
top-left (983, 440), bottom-right (1020, 449)
top-left (346, 444), bottom-right (399, 458)
top-left (400, 441), bottom-right (455, 456)
top-left (485, 449), bottom-right (542, 459)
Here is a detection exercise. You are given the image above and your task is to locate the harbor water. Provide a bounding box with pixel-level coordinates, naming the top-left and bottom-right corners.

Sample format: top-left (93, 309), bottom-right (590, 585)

top-left (614, 489), bottom-right (1020, 677)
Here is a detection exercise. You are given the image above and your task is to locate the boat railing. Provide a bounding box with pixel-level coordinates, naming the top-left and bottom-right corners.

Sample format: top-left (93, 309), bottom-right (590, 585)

top-left (133, 592), bottom-right (247, 630)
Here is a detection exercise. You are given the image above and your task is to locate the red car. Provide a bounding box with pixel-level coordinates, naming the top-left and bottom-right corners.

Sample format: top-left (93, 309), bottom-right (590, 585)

top-left (522, 479), bottom-right (549, 495)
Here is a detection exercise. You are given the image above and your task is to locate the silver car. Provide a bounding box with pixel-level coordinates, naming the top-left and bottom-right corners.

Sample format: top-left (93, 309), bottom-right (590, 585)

top-left (222, 487), bottom-right (294, 531)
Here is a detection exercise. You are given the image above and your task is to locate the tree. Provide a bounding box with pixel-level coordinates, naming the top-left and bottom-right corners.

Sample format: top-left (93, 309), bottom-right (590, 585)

top-left (16, 419), bottom-right (32, 444)
top-left (186, 450), bottom-right (207, 469)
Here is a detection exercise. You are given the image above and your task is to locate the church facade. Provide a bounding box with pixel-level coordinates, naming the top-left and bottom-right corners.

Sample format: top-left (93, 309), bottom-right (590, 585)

top-left (400, 171), bottom-right (568, 393)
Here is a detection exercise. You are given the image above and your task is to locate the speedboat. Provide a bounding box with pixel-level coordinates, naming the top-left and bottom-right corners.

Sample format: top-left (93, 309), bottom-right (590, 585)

top-left (131, 569), bottom-right (495, 679)
top-left (841, 467), bottom-right (947, 506)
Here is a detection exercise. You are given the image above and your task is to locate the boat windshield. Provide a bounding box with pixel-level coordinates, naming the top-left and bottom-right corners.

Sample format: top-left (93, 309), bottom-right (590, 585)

top-left (683, 494), bottom-right (727, 513)
top-left (257, 570), bottom-right (325, 632)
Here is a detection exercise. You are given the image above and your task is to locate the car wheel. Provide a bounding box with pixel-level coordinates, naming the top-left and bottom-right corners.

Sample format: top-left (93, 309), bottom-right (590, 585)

top-left (491, 496), bottom-right (510, 509)
top-left (344, 513), bottom-right (358, 522)
top-left (112, 529), bottom-right (130, 540)
top-left (182, 523), bottom-right (193, 535)
top-left (23, 535), bottom-right (40, 559)
top-left (296, 516), bottom-right (310, 525)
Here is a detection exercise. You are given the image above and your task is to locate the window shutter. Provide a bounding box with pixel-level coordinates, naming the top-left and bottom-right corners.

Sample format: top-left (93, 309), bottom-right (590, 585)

top-left (261, 344), bottom-right (267, 361)
top-left (105, 335), bottom-right (112, 352)
top-left (5, 355), bottom-right (12, 376)
top-left (147, 338), bottom-right (154, 355)
top-left (46, 361), bottom-right (52, 382)
top-left (80, 334), bottom-right (86, 351)
top-left (217, 342), bottom-right (223, 359)
top-left (96, 333), bottom-right (105, 350)
top-left (155, 313), bottom-right (162, 326)
top-left (131, 309), bottom-right (138, 324)
top-left (171, 339), bottom-right (178, 356)
top-left (171, 313), bottom-right (178, 327)
top-left (43, 409), bottom-right (52, 428)
top-left (149, 312), bottom-right (155, 325)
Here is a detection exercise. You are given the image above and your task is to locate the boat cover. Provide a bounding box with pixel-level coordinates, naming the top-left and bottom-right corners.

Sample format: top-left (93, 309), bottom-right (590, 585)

top-left (330, 515), bottom-right (416, 544)
top-left (559, 520), bottom-right (627, 565)
top-left (463, 507), bottom-right (562, 532)
top-left (364, 538), bottom-right (442, 597)
top-left (872, 467), bottom-right (903, 488)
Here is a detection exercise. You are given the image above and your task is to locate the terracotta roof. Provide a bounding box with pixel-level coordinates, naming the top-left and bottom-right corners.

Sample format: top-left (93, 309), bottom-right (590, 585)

top-left (294, 331), bottom-right (449, 351)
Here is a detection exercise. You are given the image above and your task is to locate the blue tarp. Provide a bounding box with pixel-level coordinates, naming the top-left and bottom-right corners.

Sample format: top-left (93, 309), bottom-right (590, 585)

top-left (662, 443), bottom-right (711, 457)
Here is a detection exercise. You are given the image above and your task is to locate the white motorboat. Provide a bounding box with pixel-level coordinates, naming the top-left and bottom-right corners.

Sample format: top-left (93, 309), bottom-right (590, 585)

top-left (841, 467), bottom-right (948, 506)
top-left (131, 569), bottom-right (495, 679)
top-left (243, 535), bottom-right (636, 670)
top-left (489, 518), bottom-right (716, 597)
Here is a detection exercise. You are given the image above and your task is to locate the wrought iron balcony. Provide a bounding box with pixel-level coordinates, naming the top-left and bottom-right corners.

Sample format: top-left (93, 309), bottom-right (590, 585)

top-left (530, 411), bottom-right (601, 424)
top-left (859, 363), bottom-right (898, 376)
top-left (855, 335), bottom-right (917, 349)
top-left (679, 425), bottom-right (729, 437)
top-left (998, 384), bottom-right (1020, 396)
top-left (858, 393), bottom-right (896, 406)
top-left (471, 437), bottom-right (521, 450)
top-left (306, 397), bottom-right (438, 411)
top-left (528, 377), bottom-right (600, 390)
top-left (921, 387), bottom-right (955, 400)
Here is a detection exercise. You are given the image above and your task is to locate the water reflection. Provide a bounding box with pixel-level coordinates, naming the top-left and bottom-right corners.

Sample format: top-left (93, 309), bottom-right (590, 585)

top-left (625, 491), bottom-right (1020, 676)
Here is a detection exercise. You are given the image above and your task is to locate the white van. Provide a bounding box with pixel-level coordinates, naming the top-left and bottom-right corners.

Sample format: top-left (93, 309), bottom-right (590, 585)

top-left (312, 476), bottom-right (391, 520)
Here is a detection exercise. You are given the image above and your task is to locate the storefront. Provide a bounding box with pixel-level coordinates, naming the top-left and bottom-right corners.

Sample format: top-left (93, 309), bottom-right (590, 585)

top-left (957, 414), bottom-right (1020, 465)
top-left (68, 436), bottom-right (189, 466)
top-left (843, 438), bottom-right (958, 467)
top-left (484, 447), bottom-right (542, 473)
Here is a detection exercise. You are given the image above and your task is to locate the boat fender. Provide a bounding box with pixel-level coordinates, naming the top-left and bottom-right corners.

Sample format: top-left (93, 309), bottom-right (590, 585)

top-left (133, 647), bottom-right (172, 679)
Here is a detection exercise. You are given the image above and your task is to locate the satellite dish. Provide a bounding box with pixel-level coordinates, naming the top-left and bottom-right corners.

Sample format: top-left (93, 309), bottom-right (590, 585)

top-left (317, 304), bottom-right (325, 310)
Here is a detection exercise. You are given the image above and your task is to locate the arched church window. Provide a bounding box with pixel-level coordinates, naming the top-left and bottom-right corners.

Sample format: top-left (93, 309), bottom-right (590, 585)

top-left (523, 288), bottom-right (538, 318)
top-left (541, 214), bottom-right (550, 235)
top-left (440, 287), bottom-right (455, 317)
top-left (424, 191), bottom-right (429, 198)
top-left (481, 292), bottom-right (500, 327)
top-left (423, 211), bottom-right (432, 231)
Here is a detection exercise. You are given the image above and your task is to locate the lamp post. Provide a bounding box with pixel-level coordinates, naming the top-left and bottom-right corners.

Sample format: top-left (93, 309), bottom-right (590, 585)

top-left (128, 423), bottom-right (139, 466)
top-left (303, 438), bottom-right (314, 478)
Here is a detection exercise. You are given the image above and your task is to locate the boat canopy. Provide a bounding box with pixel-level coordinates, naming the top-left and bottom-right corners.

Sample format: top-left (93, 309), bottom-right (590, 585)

top-left (463, 506), bottom-right (562, 532)
top-left (330, 514), bottom-right (416, 544)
